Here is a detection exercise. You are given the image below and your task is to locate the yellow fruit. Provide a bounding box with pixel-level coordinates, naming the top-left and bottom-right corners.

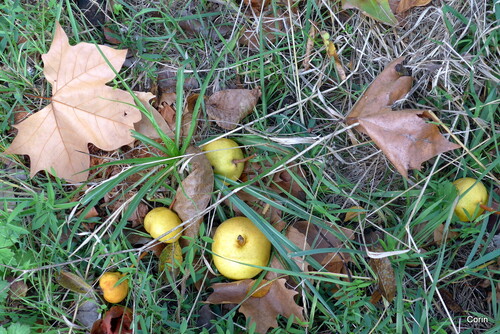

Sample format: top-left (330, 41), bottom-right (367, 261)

top-left (99, 272), bottom-right (129, 303)
top-left (159, 241), bottom-right (183, 279)
top-left (212, 217), bottom-right (271, 280)
top-left (144, 207), bottom-right (182, 243)
top-left (453, 177), bottom-right (488, 221)
top-left (202, 138), bottom-right (245, 181)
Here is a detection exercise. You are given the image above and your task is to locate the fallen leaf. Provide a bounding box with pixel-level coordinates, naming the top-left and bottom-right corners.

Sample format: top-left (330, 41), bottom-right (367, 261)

top-left (344, 206), bottom-right (367, 222)
top-left (76, 299), bottom-right (100, 328)
top-left (206, 279), bottom-right (305, 333)
top-left (207, 88), bottom-right (261, 130)
top-left (320, 31), bottom-right (346, 81)
top-left (347, 56), bottom-right (413, 120)
top-left (134, 91), bottom-right (174, 139)
top-left (5, 23), bottom-right (141, 182)
top-left (342, 0), bottom-right (398, 25)
top-left (91, 306), bottom-right (133, 334)
top-left (9, 281), bottom-right (28, 300)
top-left (346, 57), bottom-right (460, 178)
top-left (369, 246), bottom-right (396, 303)
top-left (239, 17), bottom-right (285, 51)
top-left (55, 270), bottom-right (93, 295)
top-left (173, 146), bottom-right (214, 246)
top-left (244, 0), bottom-right (271, 11)
top-left (294, 220), bottom-right (354, 274)
top-left (433, 223), bottom-right (459, 246)
top-left (396, 0), bottom-right (432, 13)
top-left (302, 24), bottom-right (318, 70)
top-left (353, 109), bottom-right (460, 178)
top-left (438, 288), bottom-right (464, 314)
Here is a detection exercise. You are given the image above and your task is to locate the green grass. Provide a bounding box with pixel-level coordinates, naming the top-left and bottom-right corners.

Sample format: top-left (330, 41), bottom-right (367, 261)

top-left (1, 0), bottom-right (499, 333)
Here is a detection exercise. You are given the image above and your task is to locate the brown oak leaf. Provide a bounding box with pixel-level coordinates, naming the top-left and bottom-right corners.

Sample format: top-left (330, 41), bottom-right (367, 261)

top-left (5, 23), bottom-right (141, 182)
top-left (207, 88), bottom-right (261, 130)
top-left (206, 279), bottom-right (305, 333)
top-left (173, 146), bottom-right (214, 246)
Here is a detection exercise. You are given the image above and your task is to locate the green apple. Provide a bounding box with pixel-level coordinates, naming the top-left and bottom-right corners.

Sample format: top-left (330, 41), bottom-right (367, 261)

top-left (202, 138), bottom-right (245, 181)
top-left (453, 177), bottom-right (488, 221)
top-left (212, 217), bottom-right (271, 280)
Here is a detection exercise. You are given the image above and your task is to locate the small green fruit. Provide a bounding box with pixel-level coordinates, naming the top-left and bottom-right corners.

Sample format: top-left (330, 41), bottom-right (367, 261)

top-left (452, 177), bottom-right (488, 221)
top-left (202, 138), bottom-right (245, 181)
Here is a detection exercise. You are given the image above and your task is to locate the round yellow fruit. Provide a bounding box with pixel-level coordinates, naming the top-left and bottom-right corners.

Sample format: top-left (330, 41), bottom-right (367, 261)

top-left (99, 272), bottom-right (129, 304)
top-left (212, 217), bottom-right (271, 280)
top-left (202, 138), bottom-right (245, 181)
top-left (144, 207), bottom-right (182, 243)
top-left (453, 177), bottom-right (488, 221)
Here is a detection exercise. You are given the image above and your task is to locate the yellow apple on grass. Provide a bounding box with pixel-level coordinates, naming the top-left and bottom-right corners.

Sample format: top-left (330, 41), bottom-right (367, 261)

top-left (144, 207), bottom-right (182, 243)
top-left (202, 138), bottom-right (245, 182)
top-left (453, 177), bottom-right (488, 221)
top-left (99, 272), bottom-right (129, 303)
top-left (212, 217), bottom-right (271, 280)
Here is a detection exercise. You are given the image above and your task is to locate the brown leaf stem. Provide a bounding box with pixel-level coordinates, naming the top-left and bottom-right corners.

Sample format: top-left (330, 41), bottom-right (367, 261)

top-left (232, 153), bottom-right (257, 165)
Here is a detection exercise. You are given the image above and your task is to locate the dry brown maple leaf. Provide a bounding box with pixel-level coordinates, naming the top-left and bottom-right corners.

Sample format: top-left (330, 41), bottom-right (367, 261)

top-left (353, 109), bottom-right (460, 178)
top-left (206, 88), bottom-right (261, 130)
top-left (347, 56), bottom-right (413, 120)
top-left (5, 23), bottom-right (141, 182)
top-left (173, 146), bottom-right (214, 246)
top-left (206, 279), bottom-right (305, 333)
top-left (346, 58), bottom-right (459, 178)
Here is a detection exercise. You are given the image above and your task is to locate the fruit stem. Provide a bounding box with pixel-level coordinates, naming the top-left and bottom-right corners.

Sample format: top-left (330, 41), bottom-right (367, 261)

top-left (232, 154), bottom-right (257, 165)
top-left (480, 204), bottom-right (500, 215)
top-left (237, 235), bottom-right (246, 247)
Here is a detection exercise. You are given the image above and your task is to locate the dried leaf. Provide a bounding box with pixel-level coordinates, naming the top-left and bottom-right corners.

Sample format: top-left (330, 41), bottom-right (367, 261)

top-left (134, 92), bottom-right (174, 139)
top-left (344, 206), bottom-right (367, 222)
top-left (76, 300), bottom-right (100, 328)
top-left (438, 288), bottom-right (464, 314)
top-left (346, 57), bottom-right (459, 178)
top-left (354, 109), bottom-right (460, 178)
top-left (239, 17), bottom-right (285, 51)
top-left (284, 226), bottom-right (311, 272)
top-left (433, 223), bottom-right (459, 246)
top-left (369, 247), bottom-right (396, 302)
top-left (294, 220), bottom-right (354, 274)
top-left (396, 0), bottom-right (432, 13)
top-left (172, 146), bottom-right (214, 246)
top-left (347, 57), bottom-right (413, 120)
top-left (5, 23), bottom-right (141, 182)
top-left (207, 88), bottom-right (261, 130)
top-left (342, 0), bottom-right (398, 25)
top-left (9, 281), bottom-right (28, 300)
top-left (91, 306), bottom-right (133, 334)
top-left (206, 279), bottom-right (305, 333)
top-left (55, 270), bottom-right (93, 295)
